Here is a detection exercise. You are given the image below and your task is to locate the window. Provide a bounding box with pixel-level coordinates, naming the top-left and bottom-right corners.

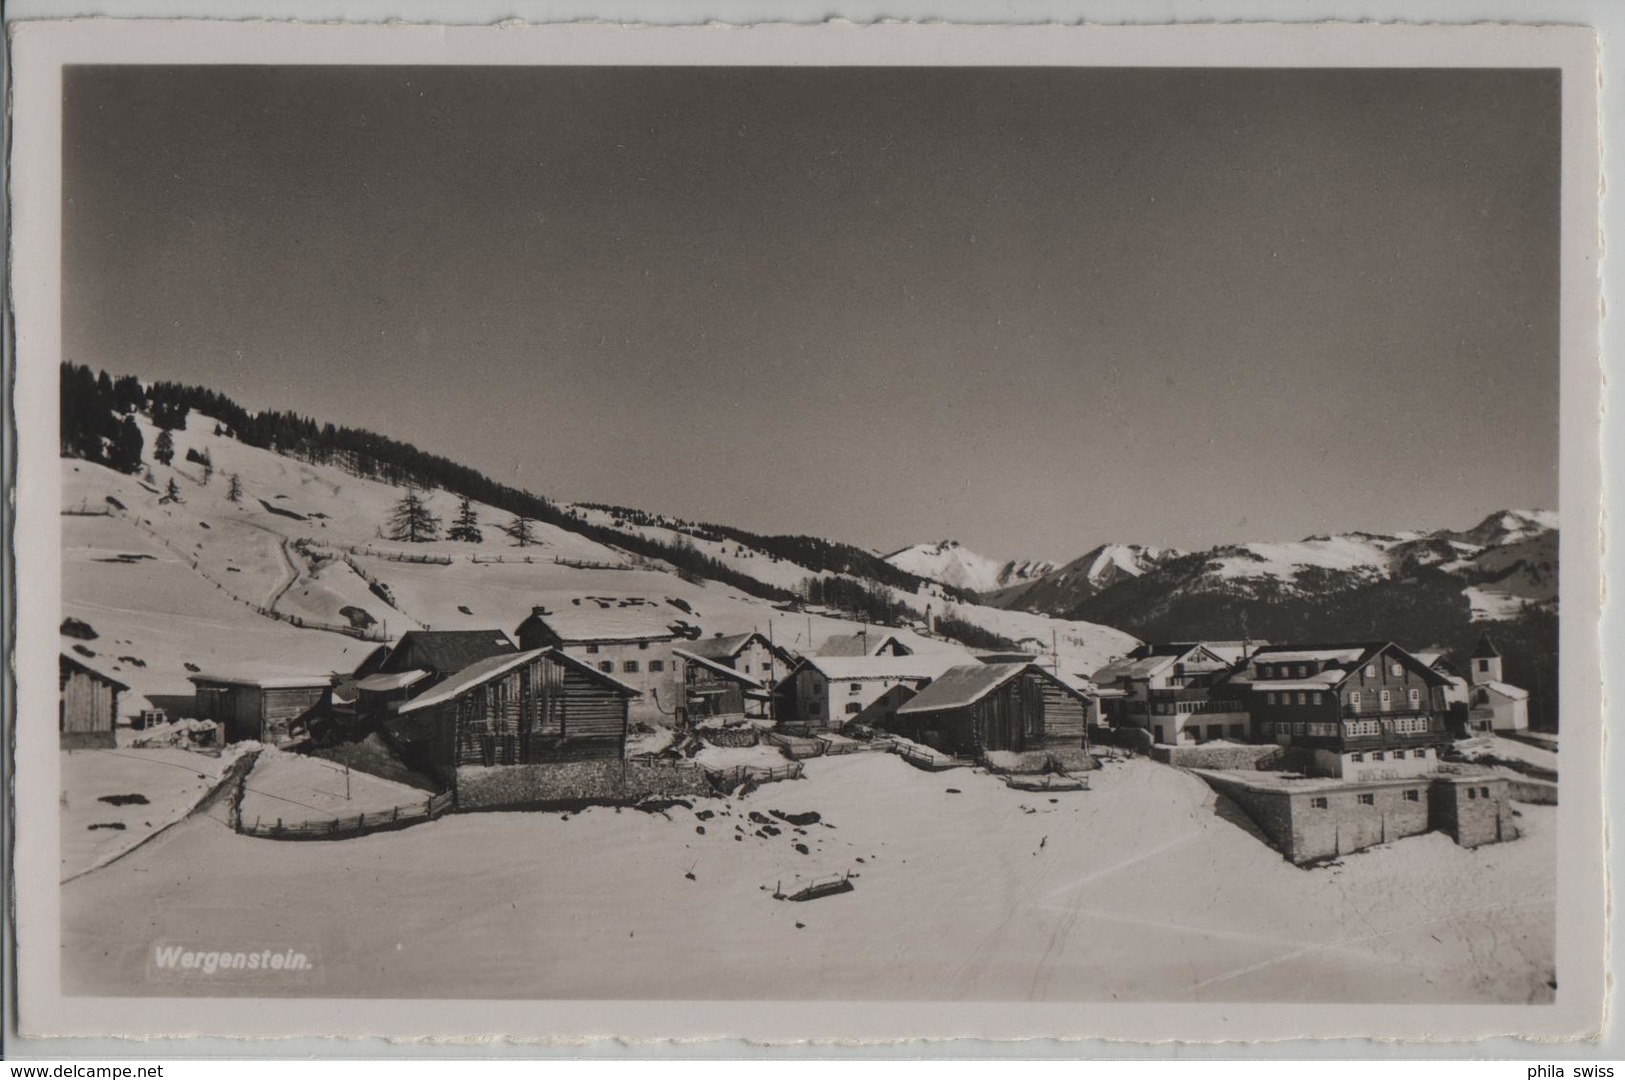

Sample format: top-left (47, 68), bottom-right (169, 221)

top-left (1365, 665), bottom-right (1376, 679)
top-left (1477, 659), bottom-right (1490, 672)
top-left (623, 661), bottom-right (639, 673)
top-left (639, 642), bottom-right (650, 650)
top-left (1266, 692), bottom-right (1277, 705)
top-left (1404, 790), bottom-right (1420, 802)
top-left (1379, 690), bottom-right (1391, 706)
top-left (1352, 752), bottom-right (1364, 763)
top-left (1312, 692), bottom-right (1323, 705)
top-left (845, 702), bottom-right (862, 715)
top-left (850, 682), bottom-right (862, 694)
top-left (1373, 751), bottom-right (1385, 761)
top-left (1260, 722), bottom-right (1274, 737)
top-left (585, 644), bottom-right (599, 654)
top-left (1408, 688), bottom-right (1420, 705)
top-left (1480, 786), bottom-right (1491, 798)
top-left (1467, 787), bottom-right (1477, 800)
top-left (1350, 691), bottom-right (1362, 708)
top-left (742, 664), bottom-right (751, 674)
top-left (598, 661), bottom-right (613, 673)
top-left (1297, 665), bottom-right (1308, 678)
top-left (1358, 793), bottom-right (1375, 806)
top-left (649, 660), bottom-right (664, 673)
top-left (1296, 692), bottom-right (1307, 705)
top-left (1311, 797), bottom-right (1329, 809)
top-left (1390, 663), bottom-right (1403, 677)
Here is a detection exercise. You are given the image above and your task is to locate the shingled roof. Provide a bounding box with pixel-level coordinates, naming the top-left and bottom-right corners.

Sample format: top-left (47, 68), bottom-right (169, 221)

top-left (895, 662), bottom-right (1088, 715)
top-left (384, 630), bottom-right (518, 676)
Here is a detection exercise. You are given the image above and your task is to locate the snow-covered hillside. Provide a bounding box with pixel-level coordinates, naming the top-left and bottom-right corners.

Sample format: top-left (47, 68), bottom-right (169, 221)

top-left (882, 540), bottom-right (1056, 596)
top-left (60, 413), bottom-right (1136, 719)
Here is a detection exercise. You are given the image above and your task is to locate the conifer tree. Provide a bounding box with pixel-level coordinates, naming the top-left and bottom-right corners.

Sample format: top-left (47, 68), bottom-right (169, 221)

top-left (448, 495), bottom-right (483, 543)
top-left (387, 488), bottom-right (441, 543)
top-left (154, 429), bottom-right (175, 466)
top-left (164, 477), bottom-right (181, 503)
top-left (228, 473), bottom-right (243, 503)
top-left (503, 514), bottom-right (537, 548)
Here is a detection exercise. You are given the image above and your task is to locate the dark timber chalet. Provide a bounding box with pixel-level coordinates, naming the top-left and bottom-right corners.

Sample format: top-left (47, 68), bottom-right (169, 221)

top-left (385, 647), bottom-right (640, 789)
top-left (60, 653), bottom-right (128, 749)
top-left (890, 662), bottom-right (1090, 758)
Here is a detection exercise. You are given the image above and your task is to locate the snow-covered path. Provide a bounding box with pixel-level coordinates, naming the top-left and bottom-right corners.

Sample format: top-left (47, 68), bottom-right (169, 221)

top-left (60, 756), bottom-right (1554, 1003)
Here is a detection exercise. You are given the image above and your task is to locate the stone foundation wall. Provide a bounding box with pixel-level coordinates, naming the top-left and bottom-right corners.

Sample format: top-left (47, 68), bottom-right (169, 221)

top-left (1152, 743), bottom-right (1280, 770)
top-left (455, 760), bottom-right (711, 810)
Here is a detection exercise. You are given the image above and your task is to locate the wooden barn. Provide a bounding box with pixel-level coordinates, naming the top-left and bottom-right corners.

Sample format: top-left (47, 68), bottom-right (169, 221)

top-left (188, 673), bottom-right (334, 746)
top-left (386, 647), bottom-right (640, 788)
top-left (889, 663), bottom-right (1090, 757)
top-left (60, 653), bottom-right (127, 749)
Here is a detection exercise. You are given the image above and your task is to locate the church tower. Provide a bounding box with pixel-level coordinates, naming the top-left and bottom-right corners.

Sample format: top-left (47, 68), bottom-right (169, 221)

top-left (1469, 633), bottom-right (1503, 686)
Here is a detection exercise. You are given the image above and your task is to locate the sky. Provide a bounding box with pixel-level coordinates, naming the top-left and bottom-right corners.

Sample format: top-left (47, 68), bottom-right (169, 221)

top-left (62, 65), bottom-right (1561, 561)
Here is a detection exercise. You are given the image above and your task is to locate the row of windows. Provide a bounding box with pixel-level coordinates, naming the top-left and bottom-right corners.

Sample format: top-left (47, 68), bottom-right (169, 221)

top-left (1258, 660), bottom-right (1408, 681)
top-left (1309, 788), bottom-right (1422, 810)
top-left (584, 641), bottom-right (654, 654)
top-left (1349, 748), bottom-right (1428, 762)
top-left (1465, 785), bottom-right (1493, 800)
top-left (596, 659), bottom-right (665, 674)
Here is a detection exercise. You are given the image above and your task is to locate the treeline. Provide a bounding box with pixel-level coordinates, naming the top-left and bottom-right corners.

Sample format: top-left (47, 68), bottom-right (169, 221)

top-left (704, 525), bottom-right (973, 600)
top-left (801, 575), bottom-right (916, 627)
top-left (933, 614), bottom-right (1019, 651)
top-left (60, 364), bottom-right (145, 473)
top-left (60, 364), bottom-right (796, 604)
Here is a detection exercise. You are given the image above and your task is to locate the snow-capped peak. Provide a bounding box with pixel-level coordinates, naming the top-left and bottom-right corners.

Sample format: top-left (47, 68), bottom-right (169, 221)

top-left (883, 540), bottom-right (1056, 595)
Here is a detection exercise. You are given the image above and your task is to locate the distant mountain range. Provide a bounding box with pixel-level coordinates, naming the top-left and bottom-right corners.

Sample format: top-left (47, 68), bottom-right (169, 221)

top-left (886, 510), bottom-right (1558, 626)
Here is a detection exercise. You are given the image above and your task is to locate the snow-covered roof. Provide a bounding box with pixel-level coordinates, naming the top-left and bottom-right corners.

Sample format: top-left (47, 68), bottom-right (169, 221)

top-left (815, 632), bottom-right (910, 657)
top-left (188, 672), bottom-right (335, 690)
top-left (353, 669), bottom-right (431, 693)
top-left (797, 652), bottom-right (970, 682)
top-left (399, 647), bottom-right (640, 714)
top-left (895, 662), bottom-right (1088, 715)
top-left (1250, 647), bottom-right (1368, 666)
top-left (517, 599), bottom-right (684, 643)
top-left (1478, 680), bottom-right (1529, 701)
top-left (685, 633), bottom-right (756, 660)
top-left (60, 652), bottom-right (130, 692)
top-left (673, 648), bottom-right (766, 690)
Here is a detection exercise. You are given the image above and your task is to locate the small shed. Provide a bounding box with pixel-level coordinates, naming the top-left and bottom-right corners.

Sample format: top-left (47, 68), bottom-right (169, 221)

top-left (189, 673), bottom-right (335, 746)
top-left (375, 630), bottom-right (517, 683)
top-left (890, 662), bottom-right (1090, 757)
top-left (60, 653), bottom-right (128, 749)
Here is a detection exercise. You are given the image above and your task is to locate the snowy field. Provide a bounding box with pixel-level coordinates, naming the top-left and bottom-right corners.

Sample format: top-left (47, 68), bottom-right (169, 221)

top-left (59, 746), bottom-right (236, 881)
top-left (61, 755), bottom-right (1554, 1002)
top-left (238, 747), bottom-right (440, 828)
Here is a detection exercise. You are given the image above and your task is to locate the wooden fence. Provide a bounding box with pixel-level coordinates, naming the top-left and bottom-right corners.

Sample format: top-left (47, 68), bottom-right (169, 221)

top-left (701, 761), bottom-right (804, 789)
top-left (237, 789), bottom-right (454, 841)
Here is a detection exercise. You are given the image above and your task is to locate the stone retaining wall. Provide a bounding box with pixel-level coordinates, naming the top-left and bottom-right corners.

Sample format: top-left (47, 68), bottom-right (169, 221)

top-left (455, 760), bottom-right (711, 810)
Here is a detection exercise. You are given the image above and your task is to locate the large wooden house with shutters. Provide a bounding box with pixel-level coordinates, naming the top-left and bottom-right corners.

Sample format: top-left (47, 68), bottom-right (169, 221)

top-left (889, 662), bottom-right (1090, 758)
top-left (386, 647), bottom-right (640, 789)
top-left (60, 653), bottom-right (127, 749)
top-left (514, 598), bottom-right (693, 724)
top-left (1090, 641), bottom-right (1256, 746)
top-left (1216, 642), bottom-right (1452, 780)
